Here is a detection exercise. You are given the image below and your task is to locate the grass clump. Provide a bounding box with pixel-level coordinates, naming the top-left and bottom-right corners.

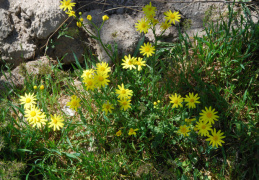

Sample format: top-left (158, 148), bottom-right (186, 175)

top-left (0, 1), bottom-right (258, 179)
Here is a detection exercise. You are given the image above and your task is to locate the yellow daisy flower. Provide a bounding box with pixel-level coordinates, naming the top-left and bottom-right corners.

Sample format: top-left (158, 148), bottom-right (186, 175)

top-left (135, 57), bottom-right (146, 71)
top-left (177, 125), bottom-right (190, 136)
top-left (121, 54), bottom-right (137, 70)
top-left (169, 93), bottom-right (183, 108)
top-left (195, 120), bottom-right (212, 136)
top-left (160, 20), bottom-right (171, 30)
top-left (135, 18), bottom-right (150, 34)
top-left (33, 86), bottom-right (37, 90)
top-left (60, 0), bottom-right (76, 12)
top-left (96, 62), bottom-right (111, 74)
top-left (102, 15), bottom-right (109, 21)
top-left (139, 42), bottom-right (155, 57)
top-left (184, 92), bottom-right (200, 108)
top-left (87, 15), bottom-right (92, 21)
top-left (102, 101), bottom-right (114, 115)
top-left (66, 95), bottom-right (81, 111)
top-left (76, 21), bottom-right (82, 27)
top-left (79, 18), bottom-right (84, 22)
top-left (206, 129), bottom-right (225, 148)
top-left (83, 77), bottom-right (96, 91)
top-left (24, 106), bottom-right (42, 123)
top-left (40, 85), bottom-right (44, 90)
top-left (116, 130), bottom-right (122, 136)
top-left (49, 114), bottom-right (64, 131)
top-left (200, 106), bottom-right (219, 124)
top-left (19, 92), bottom-right (37, 109)
top-left (143, 2), bottom-right (156, 16)
top-left (29, 113), bottom-right (47, 129)
top-left (81, 69), bottom-right (95, 79)
top-left (128, 128), bottom-right (139, 136)
top-left (164, 10), bottom-right (181, 25)
top-left (118, 98), bottom-right (131, 111)
top-left (66, 10), bottom-right (76, 17)
top-left (115, 83), bottom-right (133, 100)
top-left (94, 72), bottom-right (110, 88)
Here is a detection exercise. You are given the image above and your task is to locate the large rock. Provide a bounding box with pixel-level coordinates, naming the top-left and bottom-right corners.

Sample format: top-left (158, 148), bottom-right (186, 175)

top-left (0, 0), bottom-right (66, 66)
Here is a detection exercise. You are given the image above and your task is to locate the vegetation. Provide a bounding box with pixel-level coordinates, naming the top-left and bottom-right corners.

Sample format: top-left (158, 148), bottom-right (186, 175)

top-left (0, 1), bottom-right (258, 179)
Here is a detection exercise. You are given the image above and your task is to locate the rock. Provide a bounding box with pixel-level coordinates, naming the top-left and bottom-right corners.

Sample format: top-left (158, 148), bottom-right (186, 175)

top-left (0, 56), bottom-right (51, 89)
top-left (0, 0), bottom-right (66, 66)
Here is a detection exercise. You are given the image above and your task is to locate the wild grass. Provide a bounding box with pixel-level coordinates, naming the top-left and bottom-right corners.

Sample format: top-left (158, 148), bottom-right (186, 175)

top-left (0, 2), bottom-right (258, 180)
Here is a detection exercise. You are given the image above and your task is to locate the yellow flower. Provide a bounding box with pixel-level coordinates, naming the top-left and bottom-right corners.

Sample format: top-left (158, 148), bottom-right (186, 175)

top-left (184, 92), bottom-right (200, 108)
top-left (139, 42), bottom-right (155, 57)
top-left (128, 128), bottom-right (139, 136)
top-left (81, 69), bottom-right (95, 79)
top-left (200, 106), bottom-right (219, 124)
top-left (177, 125), bottom-right (191, 136)
top-left (116, 130), bottom-right (122, 136)
top-left (157, 100), bottom-right (160, 103)
top-left (66, 10), bottom-right (76, 17)
top-left (195, 120), bottom-right (212, 136)
top-left (169, 93), bottom-right (183, 108)
top-left (29, 112), bottom-right (47, 129)
top-left (206, 129), bottom-right (225, 148)
top-left (160, 20), bottom-right (171, 30)
top-left (60, 0), bottom-right (76, 12)
top-left (153, 102), bottom-right (157, 105)
top-left (115, 83), bottom-right (133, 100)
top-left (66, 95), bottom-right (81, 111)
top-left (102, 15), bottom-right (109, 21)
top-left (185, 118), bottom-right (196, 124)
top-left (164, 10), bottom-right (181, 25)
top-left (49, 114), bottom-right (64, 131)
top-left (24, 106), bottom-right (42, 123)
top-left (143, 2), bottom-right (156, 16)
top-left (121, 54), bottom-right (137, 70)
top-left (96, 62), bottom-right (111, 74)
top-left (19, 93), bottom-right (37, 109)
top-left (79, 12), bottom-right (82, 16)
top-left (33, 86), bottom-right (37, 90)
top-left (135, 18), bottom-right (150, 34)
top-left (79, 18), bottom-right (84, 22)
top-left (135, 57), bottom-right (146, 71)
top-left (94, 72), bottom-right (110, 88)
top-left (82, 77), bottom-right (96, 91)
top-left (118, 98), bottom-right (131, 111)
top-left (77, 21), bottom-right (82, 27)
top-left (87, 15), bottom-right (92, 21)
top-left (40, 85), bottom-right (44, 90)
top-left (102, 101), bottom-right (114, 115)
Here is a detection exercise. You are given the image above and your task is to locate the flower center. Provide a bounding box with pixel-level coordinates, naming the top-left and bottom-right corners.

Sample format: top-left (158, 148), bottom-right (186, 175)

top-left (213, 135), bottom-right (219, 141)
top-left (145, 47), bottom-right (150, 52)
top-left (65, 1), bottom-right (70, 6)
top-left (206, 112), bottom-right (213, 118)
top-left (148, 7), bottom-right (152, 11)
top-left (128, 60), bottom-right (133, 65)
top-left (174, 100), bottom-right (178, 104)
top-left (53, 119), bottom-right (57, 124)
top-left (181, 127), bottom-right (187, 133)
top-left (170, 14), bottom-right (175, 19)
top-left (121, 90), bottom-right (126, 94)
top-left (122, 101), bottom-right (127, 106)
top-left (30, 111), bottom-right (36, 117)
top-left (99, 76), bottom-right (104, 81)
top-left (106, 105), bottom-right (110, 109)
top-left (100, 67), bottom-right (106, 71)
top-left (87, 81), bottom-right (93, 86)
top-left (26, 98), bottom-right (31, 103)
top-left (190, 99), bottom-right (194, 103)
top-left (72, 101), bottom-right (78, 106)
top-left (141, 23), bottom-right (146, 28)
top-left (201, 125), bottom-right (206, 129)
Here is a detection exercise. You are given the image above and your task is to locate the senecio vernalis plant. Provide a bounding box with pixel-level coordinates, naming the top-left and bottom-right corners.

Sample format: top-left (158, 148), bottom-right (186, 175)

top-left (17, 0), bottom-right (227, 149)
